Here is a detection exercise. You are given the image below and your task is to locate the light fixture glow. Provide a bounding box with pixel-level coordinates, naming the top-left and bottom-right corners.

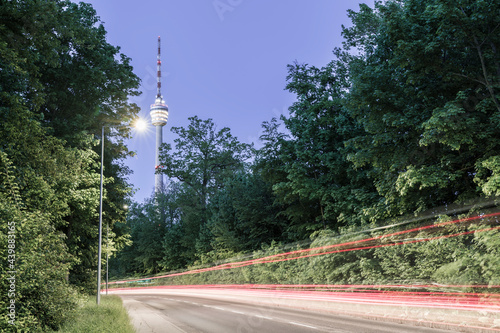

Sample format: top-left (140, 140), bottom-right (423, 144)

top-left (134, 118), bottom-right (148, 132)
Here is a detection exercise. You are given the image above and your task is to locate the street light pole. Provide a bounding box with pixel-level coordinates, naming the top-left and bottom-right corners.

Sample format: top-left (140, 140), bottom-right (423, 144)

top-left (106, 220), bottom-right (109, 295)
top-left (97, 126), bottom-right (104, 305)
top-left (96, 119), bottom-right (147, 305)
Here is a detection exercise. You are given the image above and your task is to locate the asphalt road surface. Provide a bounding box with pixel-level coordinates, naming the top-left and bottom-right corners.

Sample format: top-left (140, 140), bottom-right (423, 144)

top-left (119, 293), bottom-right (457, 333)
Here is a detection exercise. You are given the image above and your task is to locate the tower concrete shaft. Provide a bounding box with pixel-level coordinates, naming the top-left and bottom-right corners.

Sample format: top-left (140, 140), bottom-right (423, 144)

top-left (154, 125), bottom-right (163, 192)
top-left (150, 36), bottom-right (169, 193)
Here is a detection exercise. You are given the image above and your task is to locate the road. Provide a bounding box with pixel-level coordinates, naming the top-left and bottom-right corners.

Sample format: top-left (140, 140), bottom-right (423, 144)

top-left (117, 292), bottom-right (457, 333)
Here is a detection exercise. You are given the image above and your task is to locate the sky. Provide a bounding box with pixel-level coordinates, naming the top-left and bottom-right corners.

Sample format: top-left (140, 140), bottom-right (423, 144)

top-left (81, 0), bottom-right (374, 203)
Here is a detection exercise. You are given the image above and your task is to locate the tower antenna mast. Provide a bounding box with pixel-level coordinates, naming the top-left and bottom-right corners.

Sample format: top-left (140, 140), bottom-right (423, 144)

top-left (150, 36), bottom-right (169, 193)
top-left (157, 36), bottom-right (162, 99)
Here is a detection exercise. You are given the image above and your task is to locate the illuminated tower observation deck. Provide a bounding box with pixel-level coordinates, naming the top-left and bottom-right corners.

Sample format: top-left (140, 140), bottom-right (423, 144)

top-left (150, 36), bottom-right (169, 193)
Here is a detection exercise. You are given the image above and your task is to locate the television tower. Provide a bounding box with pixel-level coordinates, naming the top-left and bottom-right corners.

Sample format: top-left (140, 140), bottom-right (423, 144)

top-left (150, 36), bottom-right (169, 193)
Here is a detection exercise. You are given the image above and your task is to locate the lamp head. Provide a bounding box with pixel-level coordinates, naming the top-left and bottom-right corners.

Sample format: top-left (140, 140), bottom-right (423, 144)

top-left (134, 118), bottom-right (148, 132)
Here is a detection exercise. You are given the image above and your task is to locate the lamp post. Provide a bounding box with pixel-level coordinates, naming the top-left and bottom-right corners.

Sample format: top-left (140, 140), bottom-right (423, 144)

top-left (97, 125), bottom-right (104, 305)
top-left (106, 216), bottom-right (109, 296)
top-left (97, 119), bottom-right (147, 305)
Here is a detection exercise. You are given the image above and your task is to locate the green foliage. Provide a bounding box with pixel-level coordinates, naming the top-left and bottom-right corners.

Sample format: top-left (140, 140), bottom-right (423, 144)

top-left (53, 295), bottom-right (135, 333)
top-left (126, 212), bottom-right (500, 293)
top-left (1, 0), bottom-right (140, 329)
top-left (207, 171), bottom-right (288, 252)
top-left (476, 156), bottom-right (500, 196)
top-left (344, 0), bottom-right (500, 217)
top-left (161, 222), bottom-right (188, 271)
top-left (0, 152), bottom-right (82, 332)
top-left (431, 222), bottom-right (500, 286)
top-left (158, 116), bottom-right (253, 258)
top-left (159, 116), bottom-right (253, 199)
top-left (1, 0), bottom-right (139, 293)
top-left (279, 58), bottom-right (379, 233)
top-left (110, 185), bottom-right (182, 276)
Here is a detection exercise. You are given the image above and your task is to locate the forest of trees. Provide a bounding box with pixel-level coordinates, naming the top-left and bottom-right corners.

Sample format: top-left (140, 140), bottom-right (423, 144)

top-left (111, 0), bottom-right (500, 283)
top-left (1, 0), bottom-right (499, 331)
top-left (0, 0), bottom-right (140, 331)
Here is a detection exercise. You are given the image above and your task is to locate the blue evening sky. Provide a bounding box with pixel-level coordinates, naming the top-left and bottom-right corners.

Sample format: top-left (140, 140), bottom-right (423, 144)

top-left (81, 0), bottom-right (374, 203)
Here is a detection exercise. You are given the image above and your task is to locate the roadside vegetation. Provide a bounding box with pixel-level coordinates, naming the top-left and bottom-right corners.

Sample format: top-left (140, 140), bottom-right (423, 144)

top-left (53, 295), bottom-right (135, 333)
top-left (113, 206), bottom-right (500, 291)
top-left (1, 0), bottom-right (138, 331)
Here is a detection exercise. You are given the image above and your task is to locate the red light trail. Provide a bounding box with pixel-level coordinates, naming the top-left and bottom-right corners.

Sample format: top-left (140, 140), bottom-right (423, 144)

top-left (109, 284), bottom-right (500, 311)
top-left (108, 284), bottom-right (500, 331)
top-left (109, 212), bottom-right (500, 285)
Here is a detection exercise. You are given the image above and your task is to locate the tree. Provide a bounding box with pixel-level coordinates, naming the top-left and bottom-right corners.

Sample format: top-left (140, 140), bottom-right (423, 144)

top-left (342, 0), bottom-right (500, 219)
top-left (0, 0), bottom-right (140, 292)
top-left (0, 135), bottom-right (82, 331)
top-left (277, 57), bottom-right (378, 235)
top-left (207, 171), bottom-right (288, 252)
top-left (158, 116), bottom-right (253, 258)
top-left (110, 183), bottom-right (182, 276)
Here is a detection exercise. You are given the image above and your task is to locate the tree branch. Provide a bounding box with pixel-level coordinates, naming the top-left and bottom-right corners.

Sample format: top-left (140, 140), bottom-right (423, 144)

top-left (473, 35), bottom-right (500, 113)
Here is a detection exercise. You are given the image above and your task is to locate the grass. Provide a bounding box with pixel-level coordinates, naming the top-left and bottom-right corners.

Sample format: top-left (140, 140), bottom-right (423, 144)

top-left (54, 295), bottom-right (136, 333)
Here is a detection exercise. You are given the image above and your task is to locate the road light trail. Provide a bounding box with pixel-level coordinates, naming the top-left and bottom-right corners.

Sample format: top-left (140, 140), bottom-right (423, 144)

top-left (117, 291), bottom-right (460, 333)
top-left (109, 212), bottom-right (500, 285)
top-left (114, 289), bottom-right (497, 332)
